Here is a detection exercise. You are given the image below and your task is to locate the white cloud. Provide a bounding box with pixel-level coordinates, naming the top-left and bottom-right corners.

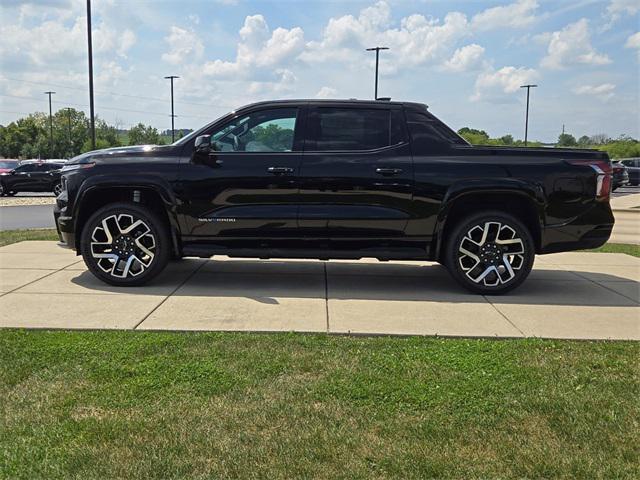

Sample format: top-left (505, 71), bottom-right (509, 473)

top-left (602, 0), bottom-right (639, 31)
top-left (161, 26), bottom-right (203, 65)
top-left (626, 32), bottom-right (640, 60)
top-left (540, 19), bottom-right (611, 69)
top-left (471, 0), bottom-right (539, 31)
top-left (300, 1), bottom-right (469, 68)
top-left (573, 83), bottom-right (616, 101)
top-left (202, 14), bottom-right (304, 78)
top-left (0, 15), bottom-right (135, 66)
top-left (471, 66), bottom-right (539, 102)
top-left (442, 44), bottom-right (485, 72)
top-left (316, 86), bottom-right (338, 98)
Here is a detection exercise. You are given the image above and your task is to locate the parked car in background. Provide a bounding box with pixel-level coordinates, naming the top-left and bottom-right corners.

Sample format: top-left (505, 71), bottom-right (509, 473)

top-left (0, 160), bottom-right (66, 196)
top-left (620, 158), bottom-right (639, 186)
top-left (0, 160), bottom-right (20, 174)
top-left (55, 99), bottom-right (615, 294)
top-left (611, 162), bottom-right (629, 191)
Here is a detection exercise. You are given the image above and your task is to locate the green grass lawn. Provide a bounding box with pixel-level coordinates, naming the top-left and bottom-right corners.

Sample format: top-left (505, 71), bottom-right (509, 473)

top-left (1, 230), bottom-right (638, 477)
top-left (0, 331), bottom-right (638, 479)
top-left (0, 229), bottom-right (58, 247)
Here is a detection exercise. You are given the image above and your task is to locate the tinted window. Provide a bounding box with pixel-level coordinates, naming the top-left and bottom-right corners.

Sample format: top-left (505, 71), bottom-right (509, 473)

top-left (15, 164), bottom-right (38, 172)
top-left (308, 108), bottom-right (391, 151)
top-left (211, 108), bottom-right (297, 152)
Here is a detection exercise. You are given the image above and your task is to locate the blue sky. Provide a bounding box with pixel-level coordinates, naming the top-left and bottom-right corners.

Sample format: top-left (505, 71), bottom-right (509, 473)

top-left (0, 0), bottom-right (638, 142)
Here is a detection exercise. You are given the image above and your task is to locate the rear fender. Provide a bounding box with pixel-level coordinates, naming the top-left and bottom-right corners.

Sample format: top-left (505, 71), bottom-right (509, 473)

top-left (433, 180), bottom-right (546, 260)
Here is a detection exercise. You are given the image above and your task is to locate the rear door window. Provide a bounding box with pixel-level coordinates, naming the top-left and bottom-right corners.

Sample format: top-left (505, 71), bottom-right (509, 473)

top-left (307, 107), bottom-right (391, 151)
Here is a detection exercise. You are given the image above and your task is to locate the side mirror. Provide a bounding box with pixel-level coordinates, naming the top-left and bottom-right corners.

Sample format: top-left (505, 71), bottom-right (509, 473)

top-left (194, 135), bottom-right (212, 154)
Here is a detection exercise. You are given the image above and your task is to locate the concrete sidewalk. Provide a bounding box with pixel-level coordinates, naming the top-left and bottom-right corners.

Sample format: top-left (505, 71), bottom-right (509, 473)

top-left (0, 241), bottom-right (638, 340)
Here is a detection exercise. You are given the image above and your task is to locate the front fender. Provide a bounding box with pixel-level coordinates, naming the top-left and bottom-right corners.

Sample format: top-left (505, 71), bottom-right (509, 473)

top-left (72, 174), bottom-right (181, 254)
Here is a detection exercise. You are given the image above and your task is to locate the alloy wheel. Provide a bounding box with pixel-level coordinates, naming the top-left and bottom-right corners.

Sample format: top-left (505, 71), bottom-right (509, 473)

top-left (53, 183), bottom-right (63, 196)
top-left (457, 221), bottom-right (525, 287)
top-left (90, 214), bottom-right (157, 278)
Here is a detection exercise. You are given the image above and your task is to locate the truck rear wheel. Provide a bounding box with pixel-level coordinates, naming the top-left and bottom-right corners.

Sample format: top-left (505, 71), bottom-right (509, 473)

top-left (445, 211), bottom-right (535, 294)
top-left (80, 202), bottom-right (170, 286)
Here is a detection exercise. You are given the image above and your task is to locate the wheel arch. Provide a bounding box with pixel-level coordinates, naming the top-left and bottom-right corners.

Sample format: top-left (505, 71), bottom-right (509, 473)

top-left (434, 186), bottom-right (544, 261)
top-left (74, 181), bottom-right (181, 256)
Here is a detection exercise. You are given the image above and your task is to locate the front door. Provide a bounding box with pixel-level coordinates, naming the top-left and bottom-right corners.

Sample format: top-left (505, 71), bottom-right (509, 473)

top-left (178, 106), bottom-right (303, 241)
top-left (298, 105), bottom-right (414, 240)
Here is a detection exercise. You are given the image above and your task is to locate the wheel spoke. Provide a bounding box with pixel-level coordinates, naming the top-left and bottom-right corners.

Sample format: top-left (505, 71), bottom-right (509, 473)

top-left (90, 213), bottom-right (156, 280)
top-left (458, 220), bottom-right (526, 287)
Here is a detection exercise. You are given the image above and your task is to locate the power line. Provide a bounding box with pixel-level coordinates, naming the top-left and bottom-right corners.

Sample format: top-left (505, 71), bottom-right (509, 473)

top-left (0, 93), bottom-right (212, 119)
top-left (0, 76), bottom-right (235, 109)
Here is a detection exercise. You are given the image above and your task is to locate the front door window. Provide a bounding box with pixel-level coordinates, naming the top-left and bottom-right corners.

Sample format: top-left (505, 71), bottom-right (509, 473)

top-left (211, 108), bottom-right (298, 153)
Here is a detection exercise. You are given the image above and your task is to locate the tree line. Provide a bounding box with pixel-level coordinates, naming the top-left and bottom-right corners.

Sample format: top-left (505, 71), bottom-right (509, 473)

top-left (457, 127), bottom-right (640, 159)
top-left (1, 110), bottom-right (638, 159)
top-left (0, 109), bottom-right (174, 159)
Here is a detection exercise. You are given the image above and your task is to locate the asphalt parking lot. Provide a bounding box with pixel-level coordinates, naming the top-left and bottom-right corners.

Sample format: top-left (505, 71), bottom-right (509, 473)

top-left (0, 241), bottom-right (638, 340)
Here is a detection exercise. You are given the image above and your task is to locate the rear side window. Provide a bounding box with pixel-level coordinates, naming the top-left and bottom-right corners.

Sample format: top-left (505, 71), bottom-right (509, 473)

top-left (406, 110), bottom-right (467, 153)
top-left (307, 107), bottom-right (392, 151)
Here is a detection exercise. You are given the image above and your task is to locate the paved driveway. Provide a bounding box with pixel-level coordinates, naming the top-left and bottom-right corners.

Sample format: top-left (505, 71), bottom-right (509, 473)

top-left (0, 241), bottom-right (638, 340)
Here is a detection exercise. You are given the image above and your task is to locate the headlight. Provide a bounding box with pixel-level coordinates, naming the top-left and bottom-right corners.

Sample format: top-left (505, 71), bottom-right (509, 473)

top-left (60, 162), bottom-right (95, 173)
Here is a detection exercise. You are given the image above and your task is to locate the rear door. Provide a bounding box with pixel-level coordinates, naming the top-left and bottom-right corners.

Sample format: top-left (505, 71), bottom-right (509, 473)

top-left (298, 104), bottom-right (413, 238)
top-left (178, 106), bottom-right (303, 240)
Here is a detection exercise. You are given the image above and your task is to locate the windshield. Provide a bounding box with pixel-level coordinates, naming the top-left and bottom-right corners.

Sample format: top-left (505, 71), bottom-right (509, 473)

top-left (172, 111), bottom-right (235, 146)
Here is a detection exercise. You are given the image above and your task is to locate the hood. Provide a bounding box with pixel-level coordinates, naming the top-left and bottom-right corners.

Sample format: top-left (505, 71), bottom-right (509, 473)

top-left (67, 144), bottom-right (176, 165)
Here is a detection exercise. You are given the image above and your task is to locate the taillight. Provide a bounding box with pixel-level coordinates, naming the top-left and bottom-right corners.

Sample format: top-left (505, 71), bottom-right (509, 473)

top-left (567, 159), bottom-right (612, 201)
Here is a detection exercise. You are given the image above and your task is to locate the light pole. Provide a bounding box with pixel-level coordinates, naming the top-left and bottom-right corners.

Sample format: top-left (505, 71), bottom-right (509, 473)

top-left (366, 46), bottom-right (389, 100)
top-left (66, 108), bottom-right (73, 156)
top-left (44, 91), bottom-right (55, 158)
top-left (520, 84), bottom-right (537, 146)
top-left (164, 75), bottom-right (179, 142)
top-left (87, 0), bottom-right (96, 149)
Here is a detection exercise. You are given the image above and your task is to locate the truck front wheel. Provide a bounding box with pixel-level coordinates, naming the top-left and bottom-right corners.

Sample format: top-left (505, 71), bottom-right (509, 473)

top-left (80, 202), bottom-right (170, 286)
top-left (444, 211), bottom-right (535, 294)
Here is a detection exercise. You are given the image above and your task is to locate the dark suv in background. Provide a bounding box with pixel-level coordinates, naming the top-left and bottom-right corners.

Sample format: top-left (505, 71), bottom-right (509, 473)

top-left (620, 158), bottom-right (639, 186)
top-left (0, 160), bottom-right (66, 196)
top-left (55, 99), bottom-right (614, 294)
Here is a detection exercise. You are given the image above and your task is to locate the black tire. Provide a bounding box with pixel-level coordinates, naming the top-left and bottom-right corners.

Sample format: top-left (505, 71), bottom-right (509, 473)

top-left (0, 183), bottom-right (5, 196)
top-left (5, 191), bottom-right (16, 196)
top-left (444, 211), bottom-right (535, 295)
top-left (80, 202), bottom-right (170, 286)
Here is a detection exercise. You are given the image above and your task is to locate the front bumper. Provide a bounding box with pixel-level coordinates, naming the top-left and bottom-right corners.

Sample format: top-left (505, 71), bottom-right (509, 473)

top-left (53, 196), bottom-right (77, 250)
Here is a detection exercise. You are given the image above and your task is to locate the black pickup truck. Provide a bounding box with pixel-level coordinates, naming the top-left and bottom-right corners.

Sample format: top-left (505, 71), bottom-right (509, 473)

top-left (54, 99), bottom-right (614, 294)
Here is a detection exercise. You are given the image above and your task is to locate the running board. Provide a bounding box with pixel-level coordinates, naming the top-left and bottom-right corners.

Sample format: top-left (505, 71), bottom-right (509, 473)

top-left (181, 245), bottom-right (430, 261)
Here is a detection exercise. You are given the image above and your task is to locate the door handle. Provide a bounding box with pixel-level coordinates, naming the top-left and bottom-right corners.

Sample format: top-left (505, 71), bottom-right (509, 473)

top-left (267, 166), bottom-right (294, 175)
top-left (375, 168), bottom-right (403, 176)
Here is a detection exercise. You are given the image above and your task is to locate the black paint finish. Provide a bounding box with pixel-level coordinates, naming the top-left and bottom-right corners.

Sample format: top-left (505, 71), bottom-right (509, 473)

top-left (54, 99), bottom-right (614, 260)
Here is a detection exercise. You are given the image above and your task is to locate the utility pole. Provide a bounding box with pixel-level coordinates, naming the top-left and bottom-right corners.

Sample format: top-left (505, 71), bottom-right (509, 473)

top-left (86, 0), bottom-right (96, 149)
top-left (520, 84), bottom-right (537, 146)
top-left (366, 46), bottom-right (389, 100)
top-left (164, 75), bottom-right (179, 142)
top-left (44, 91), bottom-right (55, 158)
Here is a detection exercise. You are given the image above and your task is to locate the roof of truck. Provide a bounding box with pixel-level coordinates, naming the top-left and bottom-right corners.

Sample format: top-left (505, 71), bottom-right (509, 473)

top-left (238, 99), bottom-right (428, 110)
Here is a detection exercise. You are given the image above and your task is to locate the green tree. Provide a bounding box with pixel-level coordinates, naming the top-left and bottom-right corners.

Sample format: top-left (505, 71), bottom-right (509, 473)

top-left (577, 135), bottom-right (591, 146)
top-left (499, 134), bottom-right (514, 145)
top-left (457, 127), bottom-right (490, 145)
top-left (128, 123), bottom-right (162, 146)
top-left (557, 133), bottom-right (577, 147)
top-left (80, 119), bottom-right (121, 153)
